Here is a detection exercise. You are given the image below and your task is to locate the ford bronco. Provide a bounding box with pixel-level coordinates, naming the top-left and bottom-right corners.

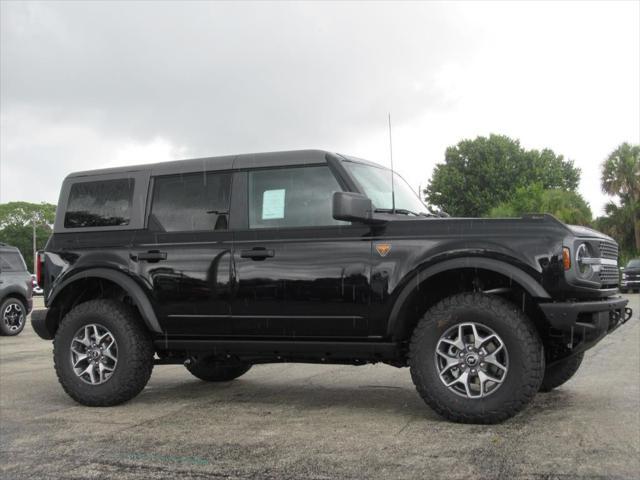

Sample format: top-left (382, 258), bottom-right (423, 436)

top-left (31, 150), bottom-right (632, 423)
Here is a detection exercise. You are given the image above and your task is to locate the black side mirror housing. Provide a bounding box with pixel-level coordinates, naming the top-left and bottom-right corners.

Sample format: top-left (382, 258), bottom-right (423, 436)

top-left (332, 192), bottom-right (381, 224)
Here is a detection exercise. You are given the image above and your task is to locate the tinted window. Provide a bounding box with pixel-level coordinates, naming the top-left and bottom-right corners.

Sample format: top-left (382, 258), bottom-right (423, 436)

top-left (249, 166), bottom-right (346, 229)
top-left (0, 252), bottom-right (27, 272)
top-left (64, 179), bottom-right (134, 228)
top-left (151, 172), bottom-right (231, 232)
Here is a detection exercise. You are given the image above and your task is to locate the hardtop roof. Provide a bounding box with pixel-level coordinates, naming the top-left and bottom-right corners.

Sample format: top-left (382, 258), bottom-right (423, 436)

top-left (66, 149), bottom-right (352, 178)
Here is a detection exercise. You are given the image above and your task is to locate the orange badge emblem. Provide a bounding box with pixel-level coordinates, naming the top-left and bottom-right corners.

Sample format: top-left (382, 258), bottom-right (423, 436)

top-left (375, 243), bottom-right (391, 257)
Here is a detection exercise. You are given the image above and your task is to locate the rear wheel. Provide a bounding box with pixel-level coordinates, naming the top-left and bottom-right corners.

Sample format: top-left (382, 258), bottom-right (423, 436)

top-left (0, 297), bottom-right (27, 336)
top-left (186, 356), bottom-right (251, 382)
top-left (53, 299), bottom-right (154, 406)
top-left (409, 293), bottom-right (544, 424)
top-left (539, 353), bottom-right (584, 392)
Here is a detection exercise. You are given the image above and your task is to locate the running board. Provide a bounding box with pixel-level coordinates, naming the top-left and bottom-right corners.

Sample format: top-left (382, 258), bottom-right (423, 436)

top-left (154, 339), bottom-right (401, 363)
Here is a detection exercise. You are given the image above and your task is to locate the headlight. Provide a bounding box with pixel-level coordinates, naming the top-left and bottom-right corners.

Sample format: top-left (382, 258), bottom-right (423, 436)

top-left (622, 273), bottom-right (628, 279)
top-left (575, 243), bottom-right (592, 277)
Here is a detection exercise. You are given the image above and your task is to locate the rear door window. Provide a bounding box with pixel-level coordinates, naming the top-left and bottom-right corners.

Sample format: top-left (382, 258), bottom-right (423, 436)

top-left (150, 172), bottom-right (232, 232)
top-left (64, 179), bottom-right (134, 228)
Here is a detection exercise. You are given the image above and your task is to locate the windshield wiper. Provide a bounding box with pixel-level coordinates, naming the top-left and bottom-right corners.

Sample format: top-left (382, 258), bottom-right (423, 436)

top-left (374, 208), bottom-right (430, 217)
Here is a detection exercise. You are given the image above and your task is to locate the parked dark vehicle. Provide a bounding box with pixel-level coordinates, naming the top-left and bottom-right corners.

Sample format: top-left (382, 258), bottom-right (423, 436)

top-left (0, 243), bottom-right (33, 335)
top-left (31, 150), bottom-right (633, 423)
top-left (620, 259), bottom-right (640, 293)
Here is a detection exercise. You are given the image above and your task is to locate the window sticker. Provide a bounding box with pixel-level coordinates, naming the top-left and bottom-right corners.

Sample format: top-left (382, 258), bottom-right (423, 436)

top-left (262, 189), bottom-right (285, 219)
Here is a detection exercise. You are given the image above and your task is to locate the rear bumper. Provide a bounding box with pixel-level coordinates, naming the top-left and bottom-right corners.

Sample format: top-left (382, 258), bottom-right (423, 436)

top-left (539, 296), bottom-right (632, 353)
top-left (31, 308), bottom-right (55, 340)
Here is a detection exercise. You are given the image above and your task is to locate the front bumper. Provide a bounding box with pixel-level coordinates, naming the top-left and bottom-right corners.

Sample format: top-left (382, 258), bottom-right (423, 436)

top-left (539, 296), bottom-right (632, 354)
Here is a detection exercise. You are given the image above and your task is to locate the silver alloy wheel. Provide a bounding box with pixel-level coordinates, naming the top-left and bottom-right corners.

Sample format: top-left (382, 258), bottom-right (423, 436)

top-left (70, 323), bottom-right (118, 385)
top-left (435, 322), bottom-right (509, 399)
top-left (3, 301), bottom-right (24, 332)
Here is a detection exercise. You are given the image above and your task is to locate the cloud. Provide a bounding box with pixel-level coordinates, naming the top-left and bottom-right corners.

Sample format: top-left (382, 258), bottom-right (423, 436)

top-left (1, 1), bottom-right (639, 216)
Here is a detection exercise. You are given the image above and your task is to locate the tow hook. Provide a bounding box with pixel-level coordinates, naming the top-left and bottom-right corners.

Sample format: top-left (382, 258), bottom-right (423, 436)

top-left (623, 307), bottom-right (633, 323)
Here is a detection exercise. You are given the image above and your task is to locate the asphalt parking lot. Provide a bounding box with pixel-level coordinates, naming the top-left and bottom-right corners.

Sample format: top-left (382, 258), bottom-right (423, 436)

top-left (1, 295), bottom-right (638, 480)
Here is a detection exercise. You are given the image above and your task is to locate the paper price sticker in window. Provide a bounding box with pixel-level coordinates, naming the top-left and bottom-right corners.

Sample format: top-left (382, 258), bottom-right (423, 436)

top-left (262, 189), bottom-right (285, 220)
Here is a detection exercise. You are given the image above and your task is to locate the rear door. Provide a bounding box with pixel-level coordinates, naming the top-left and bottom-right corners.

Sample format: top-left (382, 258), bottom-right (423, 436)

top-left (131, 171), bottom-right (234, 336)
top-left (230, 164), bottom-right (373, 338)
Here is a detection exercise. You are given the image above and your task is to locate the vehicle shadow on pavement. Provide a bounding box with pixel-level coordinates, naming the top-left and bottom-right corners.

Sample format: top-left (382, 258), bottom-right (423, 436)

top-left (127, 374), bottom-right (584, 425)
top-left (132, 376), bottom-right (439, 418)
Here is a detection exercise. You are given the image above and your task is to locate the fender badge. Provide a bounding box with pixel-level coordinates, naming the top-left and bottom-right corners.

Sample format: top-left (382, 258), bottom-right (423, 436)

top-left (375, 243), bottom-right (391, 257)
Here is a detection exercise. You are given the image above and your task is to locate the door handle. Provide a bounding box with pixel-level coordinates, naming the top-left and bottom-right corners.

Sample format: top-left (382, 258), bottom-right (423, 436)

top-left (240, 248), bottom-right (275, 260)
top-left (130, 250), bottom-right (167, 262)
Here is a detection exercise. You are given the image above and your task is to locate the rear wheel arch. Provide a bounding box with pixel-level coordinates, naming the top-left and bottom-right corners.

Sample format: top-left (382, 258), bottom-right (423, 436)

top-left (46, 268), bottom-right (162, 337)
top-left (387, 257), bottom-right (551, 342)
top-left (2, 292), bottom-right (28, 311)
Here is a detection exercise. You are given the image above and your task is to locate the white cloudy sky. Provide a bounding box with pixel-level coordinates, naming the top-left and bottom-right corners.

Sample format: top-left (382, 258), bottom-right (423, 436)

top-left (1, 1), bottom-right (638, 216)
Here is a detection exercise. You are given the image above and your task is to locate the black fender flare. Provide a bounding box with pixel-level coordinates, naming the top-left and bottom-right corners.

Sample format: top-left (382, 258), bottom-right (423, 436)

top-left (386, 257), bottom-right (551, 339)
top-left (46, 268), bottom-right (162, 335)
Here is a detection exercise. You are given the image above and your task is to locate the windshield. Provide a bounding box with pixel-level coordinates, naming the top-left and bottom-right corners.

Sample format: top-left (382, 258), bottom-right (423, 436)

top-left (343, 161), bottom-right (427, 214)
top-left (627, 259), bottom-right (640, 268)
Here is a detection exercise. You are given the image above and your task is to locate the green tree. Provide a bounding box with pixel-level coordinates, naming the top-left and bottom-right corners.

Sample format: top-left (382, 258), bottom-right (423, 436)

top-left (488, 184), bottom-right (592, 225)
top-left (594, 202), bottom-right (636, 262)
top-left (601, 142), bottom-right (639, 251)
top-left (0, 202), bottom-right (57, 272)
top-left (425, 134), bottom-right (581, 217)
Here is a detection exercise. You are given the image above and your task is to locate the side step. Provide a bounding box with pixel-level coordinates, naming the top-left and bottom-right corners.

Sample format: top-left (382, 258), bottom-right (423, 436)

top-left (154, 339), bottom-right (402, 364)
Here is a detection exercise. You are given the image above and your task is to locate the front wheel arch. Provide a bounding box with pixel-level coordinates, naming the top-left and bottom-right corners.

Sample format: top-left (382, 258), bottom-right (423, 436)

top-left (387, 257), bottom-right (551, 341)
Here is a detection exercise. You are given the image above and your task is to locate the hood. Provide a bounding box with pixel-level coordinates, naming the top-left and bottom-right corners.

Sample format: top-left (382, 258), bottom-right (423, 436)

top-left (566, 224), bottom-right (615, 242)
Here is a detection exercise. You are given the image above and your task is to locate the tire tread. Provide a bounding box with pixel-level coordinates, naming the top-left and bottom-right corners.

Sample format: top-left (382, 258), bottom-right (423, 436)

top-left (53, 299), bottom-right (154, 406)
top-left (409, 292), bottom-right (544, 424)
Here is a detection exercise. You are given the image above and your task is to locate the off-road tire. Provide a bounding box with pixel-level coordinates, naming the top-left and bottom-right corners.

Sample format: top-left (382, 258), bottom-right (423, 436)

top-left (186, 356), bottom-right (251, 382)
top-left (53, 299), bottom-right (154, 406)
top-left (539, 352), bottom-right (584, 392)
top-left (409, 292), bottom-right (544, 424)
top-left (0, 297), bottom-right (27, 336)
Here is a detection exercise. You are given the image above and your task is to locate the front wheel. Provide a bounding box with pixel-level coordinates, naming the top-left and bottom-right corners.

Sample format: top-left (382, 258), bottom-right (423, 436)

top-left (409, 293), bottom-right (544, 424)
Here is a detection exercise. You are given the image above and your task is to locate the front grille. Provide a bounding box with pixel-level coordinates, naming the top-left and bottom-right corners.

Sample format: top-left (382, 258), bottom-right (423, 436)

top-left (599, 241), bottom-right (618, 260)
top-left (599, 264), bottom-right (619, 286)
top-left (597, 240), bottom-right (620, 287)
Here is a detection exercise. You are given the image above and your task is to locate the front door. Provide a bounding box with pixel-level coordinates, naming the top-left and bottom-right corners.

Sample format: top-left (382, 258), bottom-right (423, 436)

top-left (231, 165), bottom-right (373, 338)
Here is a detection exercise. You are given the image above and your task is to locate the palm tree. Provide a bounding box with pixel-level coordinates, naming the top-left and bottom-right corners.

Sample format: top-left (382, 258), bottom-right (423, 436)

top-left (601, 143), bottom-right (640, 251)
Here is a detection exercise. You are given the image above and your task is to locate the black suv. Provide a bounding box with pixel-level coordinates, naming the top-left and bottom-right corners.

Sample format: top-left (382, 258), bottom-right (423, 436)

top-left (621, 258), bottom-right (640, 293)
top-left (32, 150), bottom-right (632, 423)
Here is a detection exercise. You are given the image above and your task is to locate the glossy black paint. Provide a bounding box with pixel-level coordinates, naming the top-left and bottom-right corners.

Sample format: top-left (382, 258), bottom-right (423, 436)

top-left (40, 149), bottom-right (629, 363)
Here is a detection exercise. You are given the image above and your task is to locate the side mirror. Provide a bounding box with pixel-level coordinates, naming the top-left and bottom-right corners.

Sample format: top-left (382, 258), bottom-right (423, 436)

top-left (332, 191), bottom-right (376, 223)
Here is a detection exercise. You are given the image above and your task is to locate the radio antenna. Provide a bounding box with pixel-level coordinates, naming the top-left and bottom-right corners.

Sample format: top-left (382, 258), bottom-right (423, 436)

top-left (388, 113), bottom-right (396, 213)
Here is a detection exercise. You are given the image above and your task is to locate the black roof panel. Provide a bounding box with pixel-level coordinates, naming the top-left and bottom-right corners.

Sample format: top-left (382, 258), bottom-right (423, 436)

top-left (66, 149), bottom-right (335, 178)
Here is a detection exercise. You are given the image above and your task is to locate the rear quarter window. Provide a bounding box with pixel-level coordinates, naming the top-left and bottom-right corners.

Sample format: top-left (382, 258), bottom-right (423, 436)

top-left (64, 179), bottom-right (134, 228)
top-left (0, 251), bottom-right (27, 272)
